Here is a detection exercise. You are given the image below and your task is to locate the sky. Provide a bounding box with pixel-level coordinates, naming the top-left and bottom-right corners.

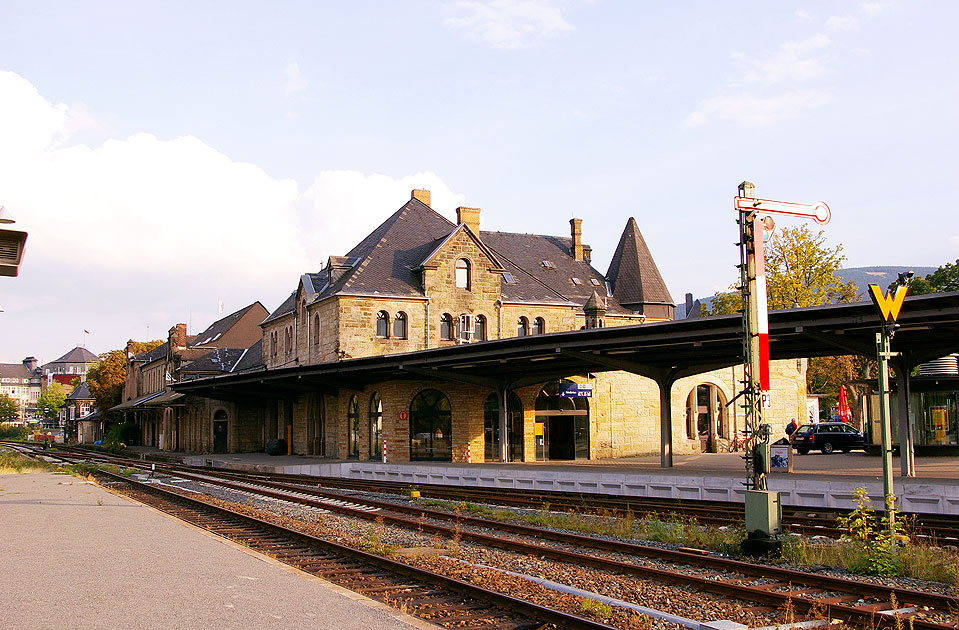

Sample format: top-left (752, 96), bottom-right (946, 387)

top-left (1, 1), bottom-right (957, 364)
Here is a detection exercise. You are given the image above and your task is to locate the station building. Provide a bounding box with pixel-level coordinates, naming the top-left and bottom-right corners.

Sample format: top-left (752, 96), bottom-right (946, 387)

top-left (163, 190), bottom-right (807, 461)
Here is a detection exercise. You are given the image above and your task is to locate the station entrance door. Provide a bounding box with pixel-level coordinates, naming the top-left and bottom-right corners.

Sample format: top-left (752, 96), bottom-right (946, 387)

top-left (534, 381), bottom-right (589, 461)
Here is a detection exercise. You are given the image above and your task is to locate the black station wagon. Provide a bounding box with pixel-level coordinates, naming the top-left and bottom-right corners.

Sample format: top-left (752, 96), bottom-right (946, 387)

top-left (792, 422), bottom-right (866, 454)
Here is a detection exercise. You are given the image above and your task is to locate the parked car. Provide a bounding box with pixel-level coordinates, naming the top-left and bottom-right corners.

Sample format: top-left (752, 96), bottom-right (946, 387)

top-left (792, 422), bottom-right (865, 454)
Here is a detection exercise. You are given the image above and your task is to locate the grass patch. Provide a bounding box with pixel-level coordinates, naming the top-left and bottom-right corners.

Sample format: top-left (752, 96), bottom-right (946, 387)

top-left (0, 450), bottom-right (57, 474)
top-left (580, 597), bottom-right (613, 619)
top-left (360, 516), bottom-right (396, 556)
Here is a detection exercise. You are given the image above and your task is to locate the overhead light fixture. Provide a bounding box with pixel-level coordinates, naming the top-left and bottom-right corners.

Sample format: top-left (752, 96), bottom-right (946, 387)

top-left (0, 206), bottom-right (14, 224)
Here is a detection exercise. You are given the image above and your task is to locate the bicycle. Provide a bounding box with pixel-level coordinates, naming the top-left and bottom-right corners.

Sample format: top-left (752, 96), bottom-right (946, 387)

top-left (726, 433), bottom-right (749, 452)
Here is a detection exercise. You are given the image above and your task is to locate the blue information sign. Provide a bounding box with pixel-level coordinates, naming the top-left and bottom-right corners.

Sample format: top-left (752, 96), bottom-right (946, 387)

top-left (559, 383), bottom-right (592, 398)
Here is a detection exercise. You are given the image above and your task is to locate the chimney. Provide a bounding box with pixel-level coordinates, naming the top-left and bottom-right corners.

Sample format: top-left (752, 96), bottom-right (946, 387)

top-left (456, 207), bottom-right (481, 234)
top-left (169, 323), bottom-right (187, 349)
top-left (685, 293), bottom-right (694, 313)
top-left (570, 218), bottom-right (584, 261)
top-left (411, 189), bottom-right (431, 207)
top-left (126, 339), bottom-right (135, 359)
top-left (582, 244), bottom-right (592, 264)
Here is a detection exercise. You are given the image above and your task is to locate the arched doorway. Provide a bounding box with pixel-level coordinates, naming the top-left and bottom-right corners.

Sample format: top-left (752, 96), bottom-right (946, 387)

top-left (484, 392), bottom-right (523, 462)
top-left (685, 383), bottom-right (729, 452)
top-left (534, 380), bottom-right (589, 461)
top-left (409, 389), bottom-right (452, 461)
top-left (212, 409), bottom-right (228, 453)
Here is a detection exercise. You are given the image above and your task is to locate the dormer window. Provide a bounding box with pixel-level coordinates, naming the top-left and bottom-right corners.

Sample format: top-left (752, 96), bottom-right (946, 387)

top-left (376, 311), bottom-right (389, 338)
top-left (571, 277), bottom-right (582, 285)
top-left (503, 273), bottom-right (516, 283)
top-left (455, 258), bottom-right (471, 289)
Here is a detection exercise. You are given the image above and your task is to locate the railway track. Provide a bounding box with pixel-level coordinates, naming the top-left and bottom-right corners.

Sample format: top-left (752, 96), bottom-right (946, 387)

top-left (26, 443), bottom-right (959, 542)
top-left (45, 448), bottom-right (958, 630)
top-left (16, 444), bottom-right (959, 629)
top-left (91, 467), bottom-right (619, 630)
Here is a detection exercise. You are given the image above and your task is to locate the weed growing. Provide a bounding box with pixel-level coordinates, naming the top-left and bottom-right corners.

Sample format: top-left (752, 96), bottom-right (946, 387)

top-left (0, 450), bottom-right (56, 474)
top-left (580, 597), bottom-right (613, 619)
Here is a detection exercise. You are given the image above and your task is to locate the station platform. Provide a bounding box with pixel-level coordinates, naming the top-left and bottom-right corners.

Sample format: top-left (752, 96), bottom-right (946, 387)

top-left (176, 450), bottom-right (959, 515)
top-left (0, 471), bottom-right (422, 630)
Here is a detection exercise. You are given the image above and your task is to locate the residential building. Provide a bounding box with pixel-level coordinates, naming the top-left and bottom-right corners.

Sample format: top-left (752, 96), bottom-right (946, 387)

top-left (0, 357), bottom-right (42, 423)
top-left (61, 381), bottom-right (97, 442)
top-left (42, 346), bottom-right (98, 388)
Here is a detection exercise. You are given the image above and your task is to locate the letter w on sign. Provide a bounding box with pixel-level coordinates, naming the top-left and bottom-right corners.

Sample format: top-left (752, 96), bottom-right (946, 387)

top-left (868, 284), bottom-right (908, 322)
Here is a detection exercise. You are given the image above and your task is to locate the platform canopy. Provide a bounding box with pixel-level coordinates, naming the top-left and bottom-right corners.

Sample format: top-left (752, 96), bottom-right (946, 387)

top-left (174, 292), bottom-right (959, 401)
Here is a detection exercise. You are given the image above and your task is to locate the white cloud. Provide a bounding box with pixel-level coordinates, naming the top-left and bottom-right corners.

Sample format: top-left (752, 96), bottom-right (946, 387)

top-left (0, 70), bottom-right (466, 360)
top-left (826, 15), bottom-right (859, 31)
top-left (443, 0), bottom-right (573, 50)
top-left (684, 90), bottom-right (834, 128)
top-left (859, 1), bottom-right (889, 17)
top-left (740, 34), bottom-right (832, 85)
top-left (794, 10), bottom-right (814, 23)
top-left (283, 59), bottom-right (307, 95)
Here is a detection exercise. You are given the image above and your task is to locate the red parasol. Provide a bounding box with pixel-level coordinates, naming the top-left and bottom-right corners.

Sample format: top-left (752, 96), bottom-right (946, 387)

top-left (837, 385), bottom-right (852, 423)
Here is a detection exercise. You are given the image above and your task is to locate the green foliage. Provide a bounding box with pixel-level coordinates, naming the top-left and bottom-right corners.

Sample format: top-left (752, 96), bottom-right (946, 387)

top-left (103, 421), bottom-right (139, 452)
top-left (765, 225), bottom-right (859, 309)
top-left (36, 383), bottom-right (67, 420)
top-left (836, 487), bottom-right (907, 576)
top-left (0, 394), bottom-right (19, 422)
top-left (888, 259), bottom-right (959, 295)
top-left (86, 341), bottom-right (163, 418)
top-left (580, 598), bottom-right (613, 619)
top-left (0, 450), bottom-right (56, 473)
top-left (0, 423), bottom-right (30, 440)
top-left (703, 226), bottom-right (857, 316)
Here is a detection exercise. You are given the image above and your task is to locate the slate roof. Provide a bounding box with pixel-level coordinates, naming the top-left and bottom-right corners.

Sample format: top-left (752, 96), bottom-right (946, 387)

top-left (191, 302), bottom-right (265, 347)
top-left (261, 291), bottom-right (296, 325)
top-left (48, 347), bottom-right (98, 364)
top-left (66, 381), bottom-right (93, 401)
top-left (134, 342), bottom-right (169, 364)
top-left (606, 217), bottom-right (674, 310)
top-left (232, 339), bottom-right (264, 373)
top-left (266, 196), bottom-right (668, 319)
top-left (0, 363), bottom-right (38, 380)
top-left (182, 348), bottom-right (248, 374)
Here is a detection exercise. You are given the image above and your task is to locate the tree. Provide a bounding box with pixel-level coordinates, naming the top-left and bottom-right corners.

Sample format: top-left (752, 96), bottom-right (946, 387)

top-left (887, 258), bottom-right (959, 295)
top-left (36, 383), bottom-right (67, 421)
top-left (87, 341), bottom-right (163, 419)
top-left (703, 225), bottom-right (858, 315)
top-left (701, 226), bottom-right (866, 410)
top-left (0, 394), bottom-right (18, 422)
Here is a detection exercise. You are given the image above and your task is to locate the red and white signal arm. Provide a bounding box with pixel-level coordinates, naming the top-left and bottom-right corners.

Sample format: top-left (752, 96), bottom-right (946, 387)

top-left (735, 197), bottom-right (831, 225)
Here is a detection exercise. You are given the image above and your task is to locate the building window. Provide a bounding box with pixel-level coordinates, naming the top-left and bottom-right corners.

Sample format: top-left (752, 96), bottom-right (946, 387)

top-left (459, 314), bottom-right (473, 342)
top-left (440, 313), bottom-right (454, 341)
top-left (409, 389), bottom-right (452, 461)
top-left (393, 312), bottom-right (407, 339)
top-left (474, 315), bottom-right (487, 341)
top-left (455, 258), bottom-right (470, 289)
top-left (313, 313), bottom-right (320, 346)
top-left (347, 395), bottom-right (359, 458)
top-left (270, 331), bottom-right (278, 357)
top-left (376, 311), bottom-right (389, 338)
top-left (369, 393), bottom-right (383, 457)
top-left (284, 326), bottom-right (293, 357)
top-left (517, 317), bottom-right (529, 337)
top-left (532, 317), bottom-right (545, 335)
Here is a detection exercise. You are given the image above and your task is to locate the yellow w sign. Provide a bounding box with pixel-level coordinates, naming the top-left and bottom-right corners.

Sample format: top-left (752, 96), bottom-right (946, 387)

top-left (868, 284), bottom-right (908, 322)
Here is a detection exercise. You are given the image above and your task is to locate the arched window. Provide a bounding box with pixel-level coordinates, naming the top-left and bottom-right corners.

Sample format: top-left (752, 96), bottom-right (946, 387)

top-left (300, 299), bottom-right (306, 325)
top-left (455, 258), bottom-right (471, 289)
top-left (409, 389), bottom-right (452, 461)
top-left (517, 316), bottom-right (529, 337)
top-left (393, 312), bottom-right (407, 339)
top-left (369, 393), bottom-right (383, 457)
top-left (440, 313), bottom-right (454, 341)
top-left (685, 384), bottom-right (729, 451)
top-left (313, 313), bottom-right (320, 346)
top-left (375, 311), bottom-right (389, 338)
top-left (270, 331), bottom-right (277, 357)
top-left (532, 317), bottom-right (545, 335)
top-left (285, 326), bottom-right (293, 357)
top-left (347, 395), bottom-right (359, 458)
top-left (474, 315), bottom-right (487, 341)
top-left (484, 392), bottom-right (523, 462)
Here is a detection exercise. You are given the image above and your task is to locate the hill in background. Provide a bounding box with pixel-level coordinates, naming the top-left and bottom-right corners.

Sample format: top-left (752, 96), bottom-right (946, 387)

top-left (676, 266), bottom-right (938, 318)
